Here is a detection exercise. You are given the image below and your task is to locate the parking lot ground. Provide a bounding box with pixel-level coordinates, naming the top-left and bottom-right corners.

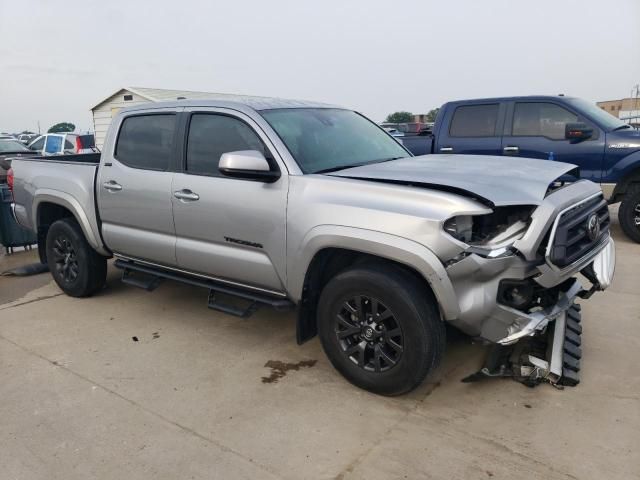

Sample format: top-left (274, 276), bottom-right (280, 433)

top-left (1, 210), bottom-right (638, 480)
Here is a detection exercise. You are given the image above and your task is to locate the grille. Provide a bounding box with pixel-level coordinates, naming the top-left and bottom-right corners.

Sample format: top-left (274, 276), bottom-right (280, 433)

top-left (548, 195), bottom-right (609, 268)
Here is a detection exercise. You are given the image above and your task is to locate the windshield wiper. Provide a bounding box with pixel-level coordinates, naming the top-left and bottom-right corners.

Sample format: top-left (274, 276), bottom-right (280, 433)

top-left (376, 156), bottom-right (406, 163)
top-left (613, 124), bottom-right (631, 131)
top-left (314, 165), bottom-right (358, 174)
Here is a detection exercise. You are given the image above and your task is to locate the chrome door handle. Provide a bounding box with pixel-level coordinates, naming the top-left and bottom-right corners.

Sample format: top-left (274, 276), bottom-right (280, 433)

top-left (174, 189), bottom-right (200, 201)
top-left (503, 146), bottom-right (520, 154)
top-left (103, 181), bottom-right (122, 192)
top-left (440, 147), bottom-right (453, 152)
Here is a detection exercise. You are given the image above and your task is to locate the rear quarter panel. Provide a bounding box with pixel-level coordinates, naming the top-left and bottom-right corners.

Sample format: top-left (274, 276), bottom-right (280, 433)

top-left (11, 159), bottom-right (107, 254)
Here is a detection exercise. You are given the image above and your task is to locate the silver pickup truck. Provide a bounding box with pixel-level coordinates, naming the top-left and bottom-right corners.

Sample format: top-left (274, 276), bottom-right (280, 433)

top-left (10, 95), bottom-right (615, 395)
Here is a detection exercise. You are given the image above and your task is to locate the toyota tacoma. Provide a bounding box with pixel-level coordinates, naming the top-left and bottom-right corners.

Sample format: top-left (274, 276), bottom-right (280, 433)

top-left (9, 96), bottom-right (615, 395)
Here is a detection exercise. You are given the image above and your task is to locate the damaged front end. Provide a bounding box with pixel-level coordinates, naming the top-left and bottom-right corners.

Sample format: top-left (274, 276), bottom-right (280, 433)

top-left (442, 183), bottom-right (616, 387)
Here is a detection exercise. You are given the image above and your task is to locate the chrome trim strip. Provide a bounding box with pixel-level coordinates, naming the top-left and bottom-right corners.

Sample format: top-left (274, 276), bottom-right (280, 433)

top-left (544, 192), bottom-right (604, 271)
top-left (113, 254), bottom-right (288, 298)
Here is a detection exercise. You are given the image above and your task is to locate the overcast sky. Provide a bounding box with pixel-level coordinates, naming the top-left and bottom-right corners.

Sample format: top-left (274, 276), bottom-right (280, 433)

top-left (1, 0), bottom-right (639, 133)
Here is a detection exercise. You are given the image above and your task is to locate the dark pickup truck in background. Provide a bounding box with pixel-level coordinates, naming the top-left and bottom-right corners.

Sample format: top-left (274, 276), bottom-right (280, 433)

top-left (399, 96), bottom-right (640, 242)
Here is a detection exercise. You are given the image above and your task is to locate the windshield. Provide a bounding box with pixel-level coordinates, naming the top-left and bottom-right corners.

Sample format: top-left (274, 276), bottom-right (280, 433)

top-left (567, 98), bottom-right (629, 131)
top-left (261, 108), bottom-right (410, 173)
top-left (0, 139), bottom-right (30, 153)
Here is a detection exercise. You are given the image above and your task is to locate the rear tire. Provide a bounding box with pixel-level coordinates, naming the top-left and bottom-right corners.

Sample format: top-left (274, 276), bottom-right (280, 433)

top-left (618, 184), bottom-right (640, 243)
top-left (317, 264), bottom-right (445, 396)
top-left (46, 218), bottom-right (107, 297)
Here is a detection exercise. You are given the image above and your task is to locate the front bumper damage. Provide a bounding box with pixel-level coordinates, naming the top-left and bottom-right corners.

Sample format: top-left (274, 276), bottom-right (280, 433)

top-left (442, 182), bottom-right (615, 388)
top-left (457, 236), bottom-right (615, 387)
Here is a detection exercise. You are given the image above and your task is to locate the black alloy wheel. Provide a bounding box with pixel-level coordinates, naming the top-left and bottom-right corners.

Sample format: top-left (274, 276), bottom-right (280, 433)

top-left (51, 235), bottom-right (79, 284)
top-left (335, 295), bottom-right (403, 373)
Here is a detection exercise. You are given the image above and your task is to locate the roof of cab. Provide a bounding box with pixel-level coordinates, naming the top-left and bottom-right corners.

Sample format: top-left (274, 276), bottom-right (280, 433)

top-left (444, 95), bottom-right (578, 105)
top-left (120, 94), bottom-right (339, 114)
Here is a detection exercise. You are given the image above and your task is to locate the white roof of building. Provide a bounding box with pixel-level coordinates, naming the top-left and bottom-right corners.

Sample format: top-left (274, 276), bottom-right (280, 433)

top-left (91, 87), bottom-right (334, 111)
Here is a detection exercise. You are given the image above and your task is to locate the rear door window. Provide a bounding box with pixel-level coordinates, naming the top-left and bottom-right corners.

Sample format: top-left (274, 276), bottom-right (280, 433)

top-left (45, 135), bottom-right (63, 154)
top-left (186, 114), bottom-right (267, 176)
top-left (449, 104), bottom-right (500, 137)
top-left (115, 114), bottom-right (176, 170)
top-left (512, 102), bottom-right (578, 140)
top-left (29, 137), bottom-right (45, 151)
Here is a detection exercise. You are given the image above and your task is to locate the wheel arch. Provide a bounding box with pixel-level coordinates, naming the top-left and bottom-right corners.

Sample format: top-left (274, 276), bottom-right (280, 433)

top-left (34, 192), bottom-right (108, 261)
top-left (291, 226), bottom-right (459, 344)
top-left (610, 153), bottom-right (640, 203)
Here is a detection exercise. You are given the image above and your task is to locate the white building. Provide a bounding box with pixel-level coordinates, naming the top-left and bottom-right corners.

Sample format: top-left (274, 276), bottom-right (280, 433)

top-left (90, 87), bottom-right (233, 148)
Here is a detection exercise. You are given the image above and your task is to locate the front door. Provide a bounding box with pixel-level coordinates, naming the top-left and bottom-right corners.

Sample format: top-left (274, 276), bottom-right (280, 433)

top-left (97, 111), bottom-right (178, 266)
top-left (502, 101), bottom-right (605, 182)
top-left (171, 109), bottom-right (288, 292)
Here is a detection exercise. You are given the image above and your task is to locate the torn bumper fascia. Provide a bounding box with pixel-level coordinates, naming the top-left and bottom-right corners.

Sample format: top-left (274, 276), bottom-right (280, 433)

top-left (445, 236), bottom-right (615, 345)
top-left (497, 237), bottom-right (615, 345)
top-left (496, 279), bottom-right (582, 345)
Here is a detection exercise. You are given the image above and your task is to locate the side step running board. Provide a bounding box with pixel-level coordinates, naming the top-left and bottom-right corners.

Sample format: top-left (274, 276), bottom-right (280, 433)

top-left (115, 259), bottom-right (294, 318)
top-left (121, 267), bottom-right (164, 291)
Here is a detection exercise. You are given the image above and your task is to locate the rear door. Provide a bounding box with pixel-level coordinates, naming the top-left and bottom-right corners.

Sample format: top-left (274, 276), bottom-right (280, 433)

top-left (97, 110), bottom-right (179, 266)
top-left (502, 101), bottom-right (605, 182)
top-left (171, 108), bottom-right (288, 292)
top-left (435, 102), bottom-right (504, 155)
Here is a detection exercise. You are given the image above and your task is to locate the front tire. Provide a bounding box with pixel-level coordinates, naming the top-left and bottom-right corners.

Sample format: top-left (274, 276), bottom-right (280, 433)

top-left (317, 264), bottom-right (445, 396)
top-left (46, 218), bottom-right (107, 297)
top-left (618, 185), bottom-right (640, 243)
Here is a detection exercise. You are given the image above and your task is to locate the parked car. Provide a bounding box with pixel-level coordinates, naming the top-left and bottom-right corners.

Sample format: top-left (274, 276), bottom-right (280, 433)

top-left (10, 96), bottom-right (614, 395)
top-left (397, 122), bottom-right (430, 135)
top-left (0, 139), bottom-right (37, 183)
top-left (17, 133), bottom-right (39, 144)
top-left (383, 127), bottom-right (404, 137)
top-left (28, 133), bottom-right (98, 155)
top-left (399, 95), bottom-right (640, 243)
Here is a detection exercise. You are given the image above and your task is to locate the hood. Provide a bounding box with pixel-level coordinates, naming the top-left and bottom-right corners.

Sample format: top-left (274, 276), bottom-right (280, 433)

top-left (329, 155), bottom-right (578, 207)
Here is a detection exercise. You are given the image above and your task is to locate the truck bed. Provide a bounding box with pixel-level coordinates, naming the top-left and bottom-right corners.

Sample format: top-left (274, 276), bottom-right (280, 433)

top-left (15, 153), bottom-right (101, 165)
top-left (398, 135), bottom-right (433, 156)
top-left (10, 153), bottom-right (106, 253)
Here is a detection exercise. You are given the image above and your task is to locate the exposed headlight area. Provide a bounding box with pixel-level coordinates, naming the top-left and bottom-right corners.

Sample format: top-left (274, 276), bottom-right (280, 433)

top-left (443, 205), bottom-right (535, 256)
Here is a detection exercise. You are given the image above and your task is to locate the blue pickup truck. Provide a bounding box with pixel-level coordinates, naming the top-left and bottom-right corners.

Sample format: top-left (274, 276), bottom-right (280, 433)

top-left (399, 96), bottom-right (640, 242)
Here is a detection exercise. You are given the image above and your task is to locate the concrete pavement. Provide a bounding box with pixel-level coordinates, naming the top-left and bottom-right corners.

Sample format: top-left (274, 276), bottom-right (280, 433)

top-left (1, 211), bottom-right (638, 479)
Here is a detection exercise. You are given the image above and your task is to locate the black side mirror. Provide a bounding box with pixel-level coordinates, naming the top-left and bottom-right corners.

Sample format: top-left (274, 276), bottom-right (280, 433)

top-left (565, 122), bottom-right (593, 141)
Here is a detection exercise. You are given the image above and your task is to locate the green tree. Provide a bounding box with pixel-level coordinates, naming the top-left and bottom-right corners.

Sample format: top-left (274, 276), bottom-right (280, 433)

top-left (385, 111), bottom-right (413, 123)
top-left (425, 108), bottom-right (440, 122)
top-left (48, 122), bottom-right (76, 133)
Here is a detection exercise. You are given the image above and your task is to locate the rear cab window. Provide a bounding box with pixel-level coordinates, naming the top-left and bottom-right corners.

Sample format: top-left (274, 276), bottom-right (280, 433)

top-left (449, 104), bottom-right (500, 137)
top-left (115, 114), bottom-right (176, 170)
